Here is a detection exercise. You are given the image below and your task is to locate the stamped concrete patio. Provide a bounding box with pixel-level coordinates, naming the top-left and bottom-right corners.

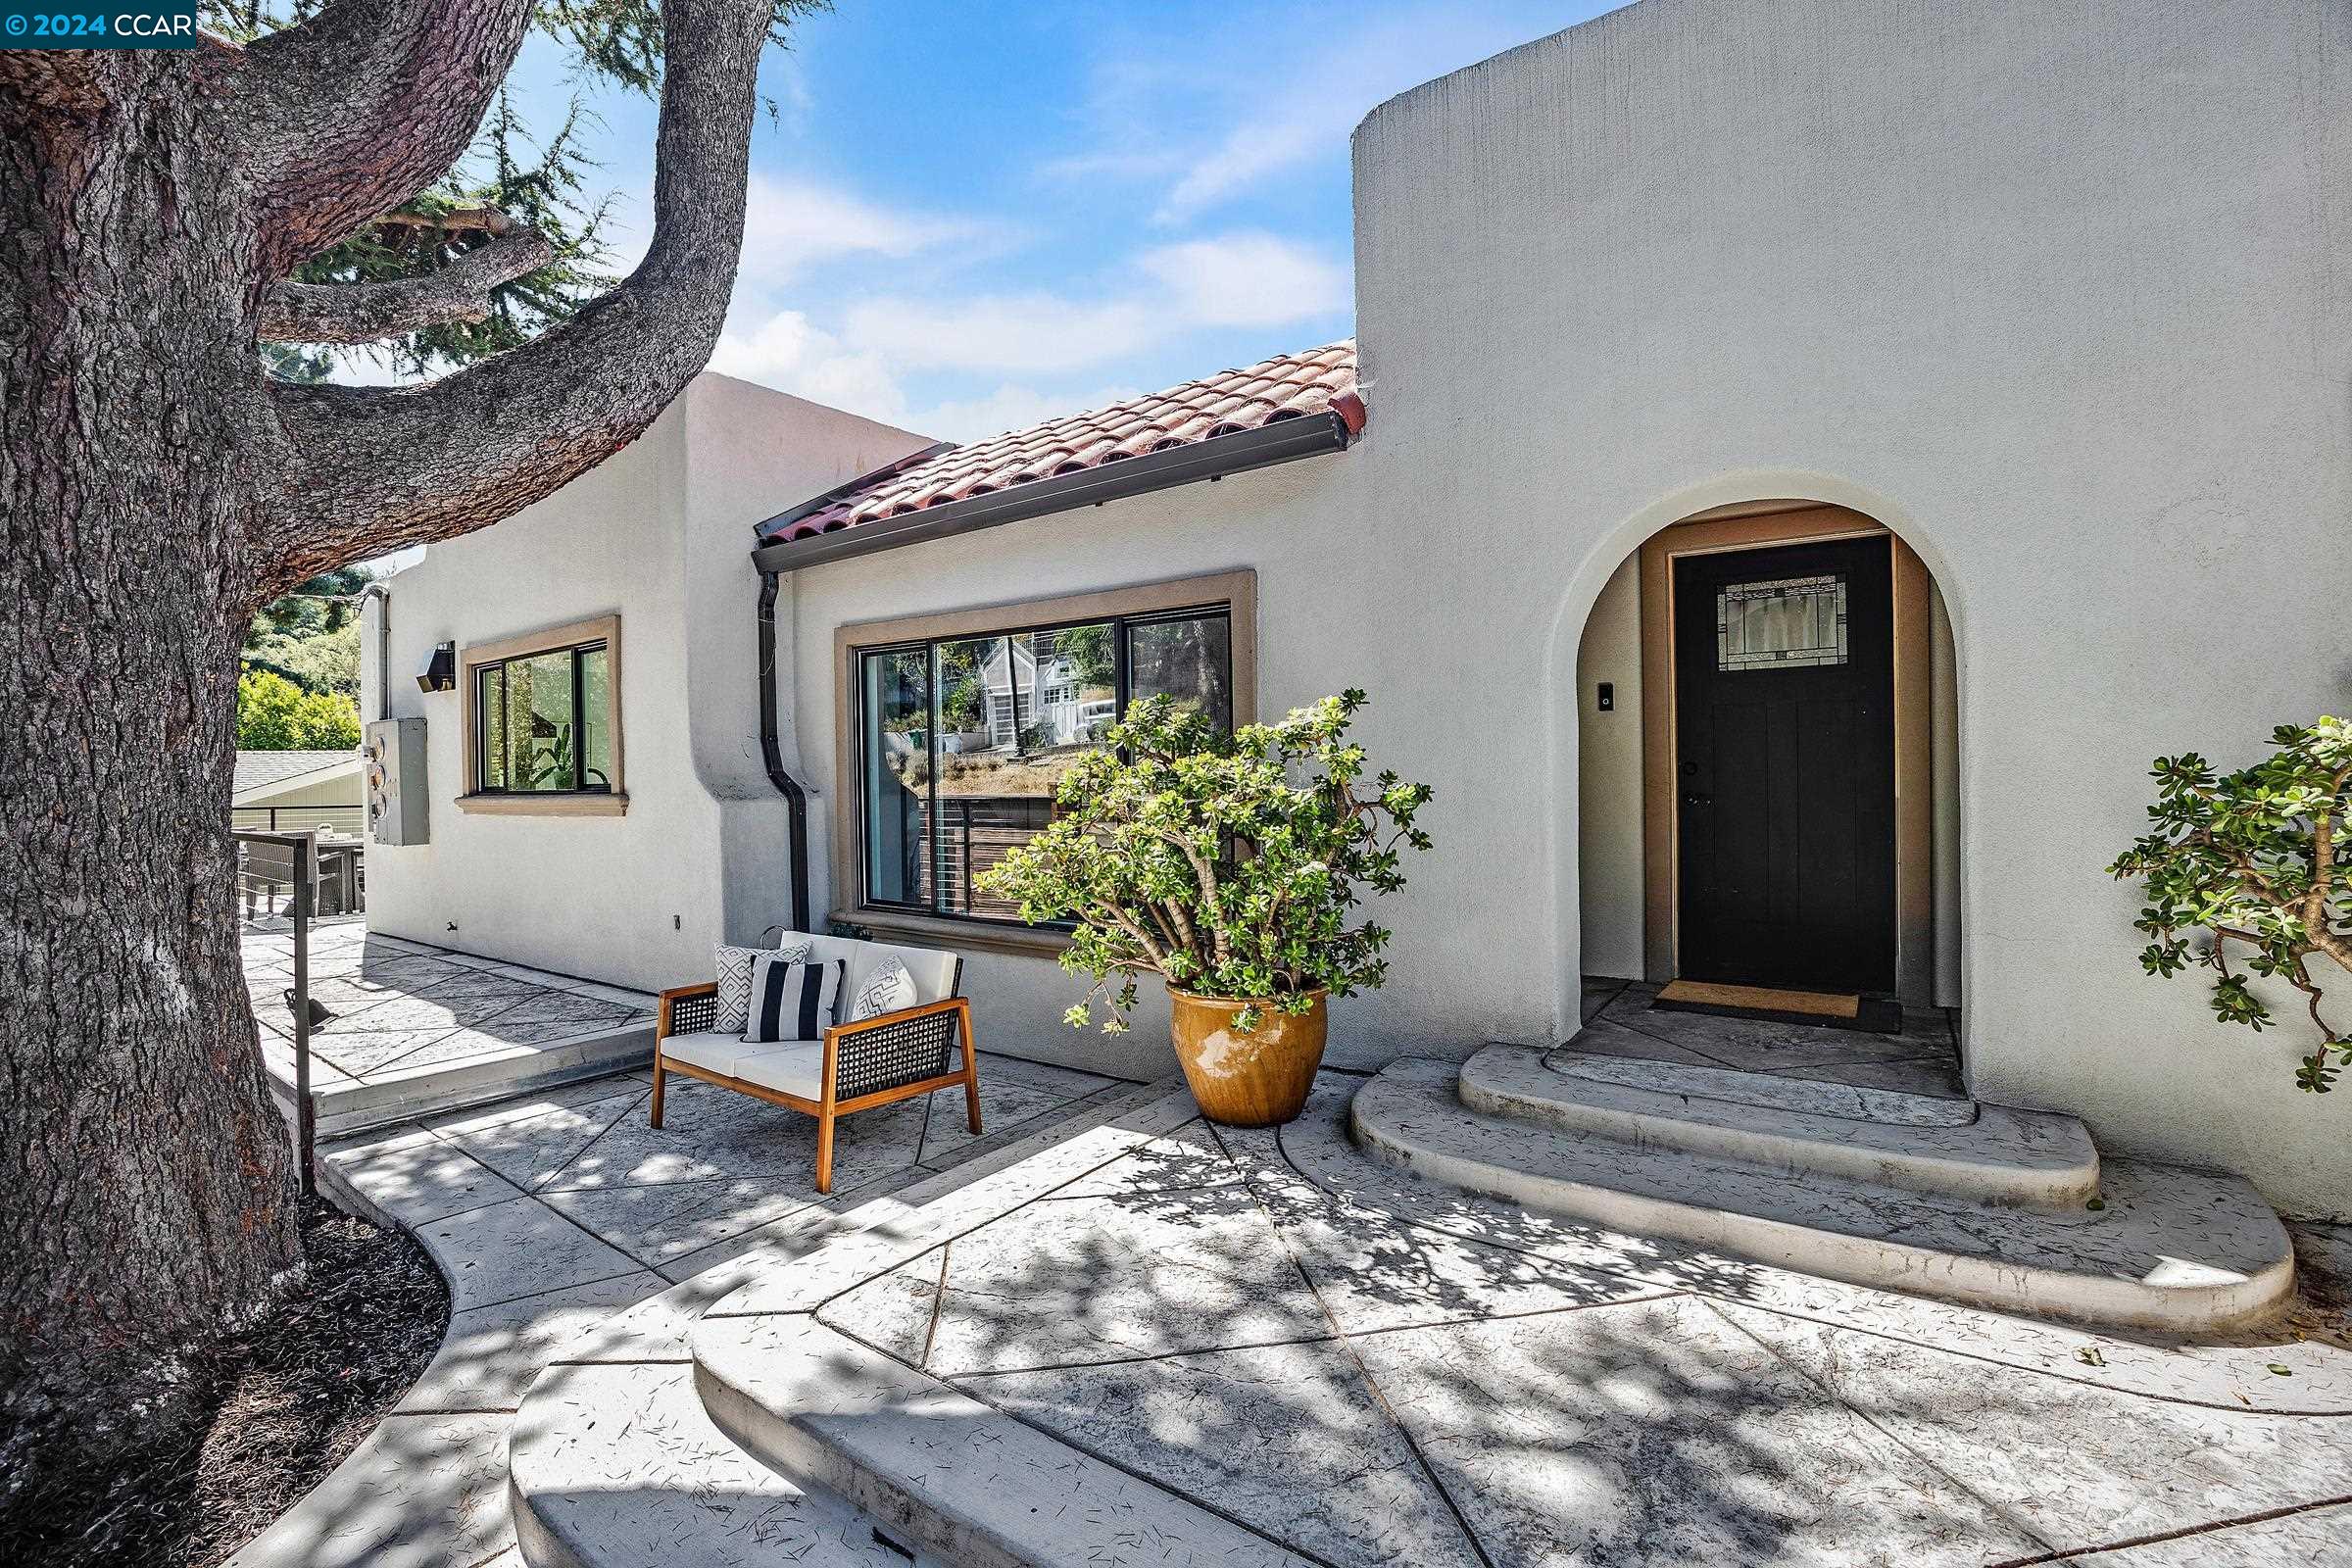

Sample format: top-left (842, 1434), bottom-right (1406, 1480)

top-left (244, 924), bottom-right (665, 1133)
top-left (229, 979), bottom-right (2352, 1568)
top-left (227, 1045), bottom-right (1141, 1568)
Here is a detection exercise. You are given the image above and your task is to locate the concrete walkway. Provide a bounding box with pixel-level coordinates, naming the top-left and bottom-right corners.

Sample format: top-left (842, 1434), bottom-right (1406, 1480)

top-left (225, 1051), bottom-right (1132, 1568)
top-left (676, 1072), bottom-right (2352, 1567)
top-left (243, 926), bottom-right (663, 1132)
top-left (231, 1041), bottom-right (2352, 1567)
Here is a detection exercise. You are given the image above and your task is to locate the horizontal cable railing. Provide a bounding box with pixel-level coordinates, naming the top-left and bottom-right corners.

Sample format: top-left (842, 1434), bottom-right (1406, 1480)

top-left (232, 804), bottom-right (365, 837)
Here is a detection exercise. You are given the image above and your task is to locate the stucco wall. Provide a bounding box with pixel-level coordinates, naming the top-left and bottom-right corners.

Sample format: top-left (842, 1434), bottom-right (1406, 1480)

top-left (1352, 0), bottom-right (2352, 1214)
top-left (364, 376), bottom-right (926, 992)
top-left (776, 455), bottom-right (1396, 1084)
top-left (366, 0), bottom-right (2350, 1214)
top-left (1574, 557), bottom-right (1643, 980)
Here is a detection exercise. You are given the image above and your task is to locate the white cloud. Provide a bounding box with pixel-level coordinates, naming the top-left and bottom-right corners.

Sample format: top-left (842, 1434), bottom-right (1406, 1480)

top-left (1048, 5), bottom-right (1572, 223)
top-left (841, 294), bottom-right (1160, 377)
top-left (911, 383), bottom-right (1147, 444)
top-left (1154, 96), bottom-right (1360, 224)
top-left (711, 227), bottom-right (1347, 441)
top-left (708, 306), bottom-right (912, 426)
top-left (838, 231), bottom-right (1347, 377)
top-left (1136, 233), bottom-right (1349, 327)
top-left (735, 174), bottom-right (976, 289)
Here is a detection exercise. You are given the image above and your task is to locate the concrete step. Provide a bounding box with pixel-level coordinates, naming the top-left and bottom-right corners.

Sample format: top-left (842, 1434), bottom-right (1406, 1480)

top-left (1352, 1057), bottom-right (2295, 1334)
top-left (692, 1312), bottom-right (1313, 1568)
top-left (512, 1358), bottom-right (935, 1568)
top-left (1463, 1045), bottom-right (2100, 1207)
top-left (303, 1022), bottom-right (654, 1138)
top-left (510, 1080), bottom-right (1200, 1568)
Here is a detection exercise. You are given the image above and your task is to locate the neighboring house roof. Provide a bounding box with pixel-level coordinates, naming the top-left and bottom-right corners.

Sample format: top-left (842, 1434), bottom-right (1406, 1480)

top-left (755, 340), bottom-right (1365, 555)
top-left (233, 750), bottom-right (361, 802)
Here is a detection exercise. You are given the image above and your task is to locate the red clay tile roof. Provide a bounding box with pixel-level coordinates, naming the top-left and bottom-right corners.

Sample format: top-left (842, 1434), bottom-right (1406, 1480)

top-left (762, 340), bottom-right (1363, 544)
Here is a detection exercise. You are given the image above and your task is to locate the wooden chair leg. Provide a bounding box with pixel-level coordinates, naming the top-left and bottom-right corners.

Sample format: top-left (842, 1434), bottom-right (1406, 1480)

top-left (960, 1003), bottom-right (983, 1134)
top-left (648, 1052), bottom-right (666, 1129)
top-left (815, 1105), bottom-right (836, 1195)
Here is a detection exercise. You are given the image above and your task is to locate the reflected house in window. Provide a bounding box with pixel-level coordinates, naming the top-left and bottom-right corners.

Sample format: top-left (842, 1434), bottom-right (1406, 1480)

top-left (970, 627), bottom-right (1116, 754)
top-left (848, 587), bottom-right (1242, 925)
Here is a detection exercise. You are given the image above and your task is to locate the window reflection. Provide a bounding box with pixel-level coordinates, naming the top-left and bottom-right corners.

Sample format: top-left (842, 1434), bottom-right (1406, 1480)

top-left (857, 606), bottom-right (1234, 924)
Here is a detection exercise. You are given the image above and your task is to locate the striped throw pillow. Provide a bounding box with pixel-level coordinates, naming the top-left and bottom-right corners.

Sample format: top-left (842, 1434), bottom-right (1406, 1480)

top-left (714, 939), bottom-right (808, 1034)
top-left (742, 953), bottom-right (845, 1044)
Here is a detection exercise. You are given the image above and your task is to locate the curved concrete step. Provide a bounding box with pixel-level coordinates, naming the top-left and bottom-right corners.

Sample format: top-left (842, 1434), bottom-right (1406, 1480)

top-left (692, 1312), bottom-right (1313, 1568)
top-left (512, 1079), bottom-right (1199, 1568)
top-left (513, 1357), bottom-right (924, 1568)
top-left (1353, 1059), bottom-right (2295, 1334)
top-left (1465, 1045), bottom-right (2100, 1207)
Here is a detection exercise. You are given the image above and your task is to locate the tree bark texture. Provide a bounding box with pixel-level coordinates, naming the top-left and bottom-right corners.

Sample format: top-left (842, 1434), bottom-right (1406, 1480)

top-left (0, 0), bottom-right (769, 1465)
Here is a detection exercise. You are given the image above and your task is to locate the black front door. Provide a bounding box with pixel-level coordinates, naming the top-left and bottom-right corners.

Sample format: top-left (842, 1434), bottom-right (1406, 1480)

top-left (1673, 535), bottom-right (1895, 994)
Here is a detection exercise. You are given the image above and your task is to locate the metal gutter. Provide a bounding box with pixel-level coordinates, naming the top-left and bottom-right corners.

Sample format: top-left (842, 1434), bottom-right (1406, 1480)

top-left (749, 410), bottom-right (1354, 575)
top-left (756, 572), bottom-right (813, 935)
top-left (756, 439), bottom-right (958, 539)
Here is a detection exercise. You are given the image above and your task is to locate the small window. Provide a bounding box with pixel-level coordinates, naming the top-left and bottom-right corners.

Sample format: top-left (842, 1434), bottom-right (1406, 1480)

top-left (1716, 573), bottom-right (1848, 671)
top-left (461, 615), bottom-right (624, 813)
top-left (848, 585), bottom-right (1244, 930)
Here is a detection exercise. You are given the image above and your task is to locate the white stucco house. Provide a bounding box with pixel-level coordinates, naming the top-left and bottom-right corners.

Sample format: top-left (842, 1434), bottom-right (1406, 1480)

top-left (364, 0), bottom-right (2352, 1218)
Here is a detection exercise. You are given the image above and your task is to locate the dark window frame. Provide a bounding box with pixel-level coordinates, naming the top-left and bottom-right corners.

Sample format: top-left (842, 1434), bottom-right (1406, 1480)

top-left (457, 612), bottom-right (627, 817)
top-left (834, 571), bottom-right (1255, 944)
top-left (471, 638), bottom-right (614, 796)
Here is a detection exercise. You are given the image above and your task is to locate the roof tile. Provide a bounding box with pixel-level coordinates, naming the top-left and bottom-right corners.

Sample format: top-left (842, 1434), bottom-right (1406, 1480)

top-left (764, 340), bottom-right (1359, 543)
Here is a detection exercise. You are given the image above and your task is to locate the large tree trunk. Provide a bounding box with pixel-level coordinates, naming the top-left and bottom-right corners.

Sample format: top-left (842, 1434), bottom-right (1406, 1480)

top-left (0, 58), bottom-right (301, 1472)
top-left (0, 0), bottom-right (767, 1475)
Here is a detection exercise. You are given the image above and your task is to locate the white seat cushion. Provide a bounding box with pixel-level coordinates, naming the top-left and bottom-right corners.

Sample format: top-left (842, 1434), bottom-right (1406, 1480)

top-left (731, 1042), bottom-right (825, 1101)
top-left (660, 1029), bottom-right (754, 1078)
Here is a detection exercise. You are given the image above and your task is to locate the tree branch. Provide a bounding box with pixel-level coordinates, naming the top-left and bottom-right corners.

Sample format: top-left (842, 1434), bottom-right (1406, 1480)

top-left (233, 0), bottom-right (535, 270)
top-left (253, 0), bottom-right (770, 596)
top-left (0, 49), bottom-right (114, 121)
top-left (259, 227), bottom-right (554, 343)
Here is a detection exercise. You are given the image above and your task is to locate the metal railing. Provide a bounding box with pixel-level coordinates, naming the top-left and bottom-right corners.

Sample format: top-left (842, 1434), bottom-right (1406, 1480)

top-left (234, 830), bottom-right (317, 1198)
top-left (236, 827), bottom-right (365, 920)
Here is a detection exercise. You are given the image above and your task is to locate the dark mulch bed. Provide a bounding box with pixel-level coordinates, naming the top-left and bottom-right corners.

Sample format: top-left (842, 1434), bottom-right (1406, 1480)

top-left (1, 1200), bottom-right (448, 1568)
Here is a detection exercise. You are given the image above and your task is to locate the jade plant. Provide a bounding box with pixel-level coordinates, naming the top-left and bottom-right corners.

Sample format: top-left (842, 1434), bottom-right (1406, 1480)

top-left (2108, 717), bottom-right (2352, 1091)
top-left (977, 690), bottom-right (1435, 1034)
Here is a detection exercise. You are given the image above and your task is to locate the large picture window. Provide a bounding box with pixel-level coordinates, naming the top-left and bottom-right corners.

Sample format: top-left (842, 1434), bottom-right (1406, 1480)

top-left (840, 573), bottom-right (1251, 937)
top-left (460, 614), bottom-right (625, 815)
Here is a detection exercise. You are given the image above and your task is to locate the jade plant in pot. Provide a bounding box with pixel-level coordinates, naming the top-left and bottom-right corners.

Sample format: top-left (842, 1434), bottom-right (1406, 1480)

top-left (977, 690), bottom-right (1434, 1126)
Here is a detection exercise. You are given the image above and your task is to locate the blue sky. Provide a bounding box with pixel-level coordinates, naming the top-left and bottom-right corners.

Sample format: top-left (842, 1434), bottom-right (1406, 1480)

top-left (497, 1), bottom-right (1615, 442)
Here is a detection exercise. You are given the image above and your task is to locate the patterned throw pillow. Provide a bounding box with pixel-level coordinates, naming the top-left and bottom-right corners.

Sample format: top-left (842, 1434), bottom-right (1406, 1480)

top-left (742, 953), bottom-right (845, 1044)
top-left (846, 956), bottom-right (918, 1023)
top-left (714, 939), bottom-right (809, 1034)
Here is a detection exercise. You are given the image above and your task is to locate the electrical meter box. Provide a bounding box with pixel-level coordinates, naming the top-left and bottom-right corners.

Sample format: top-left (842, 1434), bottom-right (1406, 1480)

top-left (365, 717), bottom-right (428, 846)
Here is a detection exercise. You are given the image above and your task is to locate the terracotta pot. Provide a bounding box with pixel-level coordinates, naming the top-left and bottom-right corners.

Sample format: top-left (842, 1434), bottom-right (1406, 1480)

top-left (1165, 988), bottom-right (1329, 1127)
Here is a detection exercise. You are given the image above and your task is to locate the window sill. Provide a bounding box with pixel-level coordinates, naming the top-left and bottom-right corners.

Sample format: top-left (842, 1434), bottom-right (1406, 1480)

top-left (456, 792), bottom-right (629, 817)
top-left (830, 907), bottom-right (1070, 958)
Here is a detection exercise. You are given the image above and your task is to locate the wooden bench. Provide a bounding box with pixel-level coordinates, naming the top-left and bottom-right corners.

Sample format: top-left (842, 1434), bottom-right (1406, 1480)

top-left (651, 933), bottom-right (977, 1193)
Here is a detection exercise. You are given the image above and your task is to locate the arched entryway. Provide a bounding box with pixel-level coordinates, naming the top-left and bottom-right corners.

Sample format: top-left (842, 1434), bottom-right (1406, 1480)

top-left (1572, 499), bottom-right (1963, 1061)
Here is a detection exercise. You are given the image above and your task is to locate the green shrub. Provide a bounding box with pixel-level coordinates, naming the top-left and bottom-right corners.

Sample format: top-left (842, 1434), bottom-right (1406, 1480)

top-left (977, 690), bottom-right (1433, 1034)
top-left (237, 669), bottom-right (362, 751)
top-left (2109, 717), bottom-right (2352, 1091)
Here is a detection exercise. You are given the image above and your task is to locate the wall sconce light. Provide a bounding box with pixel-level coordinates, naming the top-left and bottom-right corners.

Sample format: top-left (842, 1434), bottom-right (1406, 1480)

top-left (417, 641), bottom-right (457, 693)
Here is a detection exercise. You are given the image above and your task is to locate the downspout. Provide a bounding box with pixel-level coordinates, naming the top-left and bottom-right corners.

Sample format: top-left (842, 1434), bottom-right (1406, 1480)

top-left (757, 570), bottom-right (813, 934)
top-left (359, 581), bottom-right (392, 721)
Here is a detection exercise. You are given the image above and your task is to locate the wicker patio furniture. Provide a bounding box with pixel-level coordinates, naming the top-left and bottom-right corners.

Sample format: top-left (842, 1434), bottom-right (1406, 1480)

top-left (651, 933), bottom-right (977, 1193)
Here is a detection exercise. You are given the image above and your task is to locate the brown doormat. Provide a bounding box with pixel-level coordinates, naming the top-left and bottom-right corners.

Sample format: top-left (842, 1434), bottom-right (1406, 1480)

top-left (1654, 979), bottom-right (1904, 1035)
